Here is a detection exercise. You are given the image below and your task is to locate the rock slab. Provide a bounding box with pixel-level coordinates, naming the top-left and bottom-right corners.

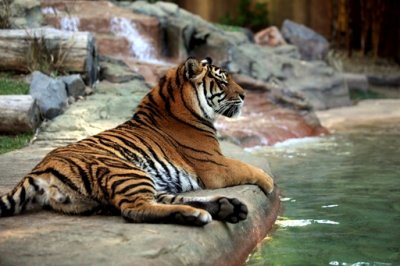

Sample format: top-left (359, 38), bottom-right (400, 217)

top-left (0, 144), bottom-right (280, 266)
top-left (316, 99), bottom-right (400, 132)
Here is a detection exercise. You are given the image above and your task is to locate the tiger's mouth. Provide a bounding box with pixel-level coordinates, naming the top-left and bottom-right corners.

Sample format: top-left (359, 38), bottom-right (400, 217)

top-left (217, 101), bottom-right (243, 118)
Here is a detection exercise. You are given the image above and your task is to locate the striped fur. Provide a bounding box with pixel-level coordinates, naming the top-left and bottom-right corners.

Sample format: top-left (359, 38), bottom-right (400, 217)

top-left (0, 57), bottom-right (274, 225)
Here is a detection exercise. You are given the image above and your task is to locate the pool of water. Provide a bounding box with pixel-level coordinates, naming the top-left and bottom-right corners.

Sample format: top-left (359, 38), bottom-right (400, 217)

top-left (246, 127), bottom-right (400, 265)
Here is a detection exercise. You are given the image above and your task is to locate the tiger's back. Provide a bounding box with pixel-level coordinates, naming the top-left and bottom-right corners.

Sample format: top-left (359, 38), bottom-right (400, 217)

top-left (0, 57), bottom-right (274, 225)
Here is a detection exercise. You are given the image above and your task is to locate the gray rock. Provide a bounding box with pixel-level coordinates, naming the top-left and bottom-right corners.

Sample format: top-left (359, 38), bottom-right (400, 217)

top-left (10, 0), bottom-right (42, 28)
top-left (126, 2), bottom-right (350, 110)
top-left (61, 74), bottom-right (86, 98)
top-left (367, 74), bottom-right (400, 87)
top-left (281, 19), bottom-right (329, 61)
top-left (343, 73), bottom-right (369, 92)
top-left (30, 71), bottom-right (67, 119)
top-left (99, 56), bottom-right (144, 83)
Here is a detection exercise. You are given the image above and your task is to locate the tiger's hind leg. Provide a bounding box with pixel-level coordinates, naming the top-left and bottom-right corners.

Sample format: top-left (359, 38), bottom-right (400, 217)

top-left (156, 193), bottom-right (248, 223)
top-left (111, 187), bottom-right (212, 225)
top-left (104, 168), bottom-right (212, 225)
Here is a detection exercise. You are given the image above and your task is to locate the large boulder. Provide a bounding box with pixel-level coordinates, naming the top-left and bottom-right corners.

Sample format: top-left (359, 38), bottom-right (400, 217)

top-left (99, 56), bottom-right (145, 83)
top-left (30, 71), bottom-right (68, 119)
top-left (230, 44), bottom-right (351, 109)
top-left (127, 1), bottom-right (350, 110)
top-left (10, 0), bottom-right (42, 28)
top-left (124, 1), bottom-right (250, 63)
top-left (281, 19), bottom-right (330, 61)
top-left (60, 75), bottom-right (86, 98)
top-left (42, 0), bottom-right (161, 61)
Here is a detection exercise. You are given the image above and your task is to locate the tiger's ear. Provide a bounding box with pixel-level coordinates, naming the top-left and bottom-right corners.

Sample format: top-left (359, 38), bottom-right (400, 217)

top-left (201, 57), bottom-right (212, 66)
top-left (185, 57), bottom-right (203, 80)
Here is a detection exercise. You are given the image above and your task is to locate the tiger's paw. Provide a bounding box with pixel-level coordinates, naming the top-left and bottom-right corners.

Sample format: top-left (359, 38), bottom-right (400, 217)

top-left (214, 197), bottom-right (248, 223)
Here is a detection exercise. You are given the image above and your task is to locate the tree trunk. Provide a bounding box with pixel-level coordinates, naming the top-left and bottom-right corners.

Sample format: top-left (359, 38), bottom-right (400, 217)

top-left (0, 96), bottom-right (42, 134)
top-left (0, 28), bottom-right (98, 86)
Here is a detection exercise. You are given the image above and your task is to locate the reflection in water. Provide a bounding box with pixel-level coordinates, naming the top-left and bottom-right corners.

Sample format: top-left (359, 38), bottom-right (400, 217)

top-left (247, 127), bottom-right (400, 265)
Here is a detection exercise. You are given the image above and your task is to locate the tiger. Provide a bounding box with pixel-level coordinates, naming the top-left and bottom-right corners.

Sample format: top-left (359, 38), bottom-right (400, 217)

top-left (0, 57), bottom-right (274, 226)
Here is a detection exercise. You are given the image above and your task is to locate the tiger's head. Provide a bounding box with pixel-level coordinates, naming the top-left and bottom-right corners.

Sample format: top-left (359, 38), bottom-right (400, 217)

top-left (181, 57), bottom-right (245, 120)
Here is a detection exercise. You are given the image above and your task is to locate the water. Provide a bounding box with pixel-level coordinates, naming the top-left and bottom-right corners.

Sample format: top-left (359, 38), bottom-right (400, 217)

top-left (60, 17), bottom-right (80, 32)
top-left (110, 17), bottom-right (158, 62)
top-left (247, 127), bottom-right (400, 265)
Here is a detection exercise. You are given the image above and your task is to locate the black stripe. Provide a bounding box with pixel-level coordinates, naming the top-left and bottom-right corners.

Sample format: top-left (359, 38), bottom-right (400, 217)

top-left (98, 134), bottom-right (161, 179)
top-left (185, 154), bottom-right (227, 167)
top-left (210, 92), bottom-right (224, 101)
top-left (124, 188), bottom-right (155, 197)
top-left (27, 176), bottom-right (39, 191)
top-left (117, 182), bottom-right (154, 195)
top-left (77, 165), bottom-right (92, 196)
top-left (110, 178), bottom-right (132, 198)
top-left (19, 187), bottom-right (26, 206)
top-left (203, 85), bottom-right (214, 107)
top-left (167, 82), bottom-right (175, 102)
top-left (31, 168), bottom-right (80, 192)
top-left (54, 156), bottom-right (93, 196)
top-left (181, 85), bottom-right (215, 130)
top-left (158, 76), bottom-right (167, 89)
top-left (158, 80), bottom-right (169, 105)
top-left (176, 141), bottom-right (215, 156)
top-left (6, 195), bottom-right (15, 213)
top-left (175, 67), bottom-right (182, 88)
top-left (0, 198), bottom-right (13, 216)
top-left (118, 198), bottom-right (139, 208)
top-left (218, 94), bottom-right (227, 103)
top-left (36, 168), bottom-right (81, 192)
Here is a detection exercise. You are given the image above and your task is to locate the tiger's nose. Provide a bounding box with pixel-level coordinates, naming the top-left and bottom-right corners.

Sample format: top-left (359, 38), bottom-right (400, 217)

top-left (239, 93), bottom-right (245, 100)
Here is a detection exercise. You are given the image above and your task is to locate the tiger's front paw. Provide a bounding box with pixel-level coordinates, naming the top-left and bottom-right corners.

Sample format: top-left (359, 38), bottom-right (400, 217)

top-left (214, 197), bottom-right (248, 223)
top-left (256, 168), bottom-right (275, 195)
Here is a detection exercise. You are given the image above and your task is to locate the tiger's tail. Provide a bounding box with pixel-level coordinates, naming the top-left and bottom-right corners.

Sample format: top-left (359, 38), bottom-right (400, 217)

top-left (0, 176), bottom-right (43, 217)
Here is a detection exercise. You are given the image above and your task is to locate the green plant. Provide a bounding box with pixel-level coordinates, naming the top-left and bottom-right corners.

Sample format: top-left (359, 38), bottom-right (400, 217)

top-left (220, 0), bottom-right (269, 32)
top-left (0, 74), bottom-right (29, 95)
top-left (24, 32), bottom-right (73, 76)
top-left (0, 0), bottom-right (12, 29)
top-left (0, 133), bottom-right (33, 154)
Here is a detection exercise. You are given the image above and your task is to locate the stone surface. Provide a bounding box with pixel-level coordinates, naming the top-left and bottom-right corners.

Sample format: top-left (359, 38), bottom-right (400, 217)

top-left (124, 59), bottom-right (175, 86)
top-left (216, 91), bottom-right (327, 147)
top-left (100, 56), bottom-right (145, 83)
top-left (42, 0), bottom-right (161, 61)
top-left (0, 143), bottom-right (280, 266)
top-left (255, 26), bottom-right (287, 47)
top-left (230, 44), bottom-right (351, 110)
top-left (367, 74), bottom-right (400, 87)
top-left (10, 0), bottom-right (42, 28)
top-left (281, 19), bottom-right (329, 61)
top-left (343, 73), bottom-right (369, 92)
top-left (35, 79), bottom-right (150, 145)
top-left (316, 99), bottom-right (400, 132)
top-left (127, 1), bottom-right (350, 110)
top-left (30, 71), bottom-right (68, 119)
top-left (61, 74), bottom-right (86, 98)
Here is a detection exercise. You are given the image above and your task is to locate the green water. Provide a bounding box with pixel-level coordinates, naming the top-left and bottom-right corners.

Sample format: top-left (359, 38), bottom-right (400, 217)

top-left (247, 127), bottom-right (400, 266)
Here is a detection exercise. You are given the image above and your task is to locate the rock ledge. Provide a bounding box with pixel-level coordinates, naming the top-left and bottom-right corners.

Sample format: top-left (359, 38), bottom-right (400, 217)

top-left (0, 144), bottom-right (280, 266)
